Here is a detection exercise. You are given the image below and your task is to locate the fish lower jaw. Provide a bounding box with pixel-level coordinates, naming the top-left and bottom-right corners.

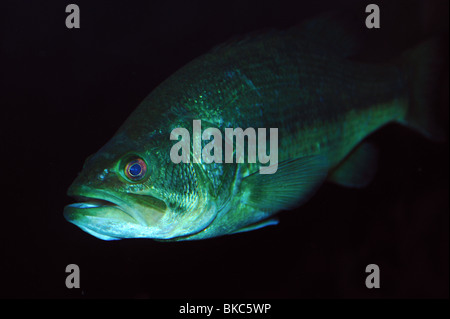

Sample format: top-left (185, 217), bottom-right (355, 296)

top-left (77, 226), bottom-right (120, 241)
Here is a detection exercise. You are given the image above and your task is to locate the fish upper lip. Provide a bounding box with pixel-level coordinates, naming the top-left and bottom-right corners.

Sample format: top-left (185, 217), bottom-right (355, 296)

top-left (67, 197), bottom-right (119, 208)
top-left (68, 187), bottom-right (125, 208)
top-left (67, 186), bottom-right (149, 225)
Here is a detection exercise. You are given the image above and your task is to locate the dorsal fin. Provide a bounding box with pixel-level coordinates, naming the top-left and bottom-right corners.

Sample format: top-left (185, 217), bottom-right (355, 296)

top-left (209, 12), bottom-right (362, 58)
top-left (287, 12), bottom-right (362, 58)
top-left (209, 28), bottom-right (280, 54)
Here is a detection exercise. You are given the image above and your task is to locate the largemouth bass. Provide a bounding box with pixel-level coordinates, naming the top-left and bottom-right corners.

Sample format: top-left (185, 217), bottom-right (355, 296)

top-left (64, 15), bottom-right (441, 241)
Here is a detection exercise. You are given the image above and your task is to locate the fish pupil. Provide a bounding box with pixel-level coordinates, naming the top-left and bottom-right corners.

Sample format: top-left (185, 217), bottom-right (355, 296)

top-left (129, 163), bottom-right (142, 176)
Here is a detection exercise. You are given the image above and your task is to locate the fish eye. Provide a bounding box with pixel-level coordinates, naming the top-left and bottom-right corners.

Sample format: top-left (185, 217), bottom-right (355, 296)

top-left (124, 157), bottom-right (147, 181)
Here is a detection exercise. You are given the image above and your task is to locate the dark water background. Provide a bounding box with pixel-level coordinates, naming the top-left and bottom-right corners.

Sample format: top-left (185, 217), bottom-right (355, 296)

top-left (0, 0), bottom-right (448, 298)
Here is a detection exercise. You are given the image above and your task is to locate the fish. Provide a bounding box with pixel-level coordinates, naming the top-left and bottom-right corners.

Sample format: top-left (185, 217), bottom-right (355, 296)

top-left (64, 14), bottom-right (443, 241)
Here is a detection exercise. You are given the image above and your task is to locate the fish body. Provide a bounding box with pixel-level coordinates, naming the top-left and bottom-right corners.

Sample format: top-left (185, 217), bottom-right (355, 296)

top-left (64, 15), bottom-right (440, 241)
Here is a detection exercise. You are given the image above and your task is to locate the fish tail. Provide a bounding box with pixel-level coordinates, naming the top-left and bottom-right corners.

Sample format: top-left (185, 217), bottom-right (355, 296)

top-left (397, 39), bottom-right (447, 141)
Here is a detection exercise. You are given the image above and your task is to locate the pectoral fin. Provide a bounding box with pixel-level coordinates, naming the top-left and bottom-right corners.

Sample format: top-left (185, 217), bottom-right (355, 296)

top-left (241, 155), bottom-right (328, 212)
top-left (328, 142), bottom-right (379, 188)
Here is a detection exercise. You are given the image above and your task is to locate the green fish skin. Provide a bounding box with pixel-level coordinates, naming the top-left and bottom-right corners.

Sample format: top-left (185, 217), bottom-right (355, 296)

top-left (64, 15), bottom-right (441, 241)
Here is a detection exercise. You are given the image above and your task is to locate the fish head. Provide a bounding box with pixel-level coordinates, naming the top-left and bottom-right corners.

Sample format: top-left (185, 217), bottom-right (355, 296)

top-left (64, 131), bottom-right (217, 241)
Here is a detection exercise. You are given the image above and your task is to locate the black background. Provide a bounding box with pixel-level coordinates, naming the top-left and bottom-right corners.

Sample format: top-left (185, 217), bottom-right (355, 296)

top-left (0, 0), bottom-right (448, 298)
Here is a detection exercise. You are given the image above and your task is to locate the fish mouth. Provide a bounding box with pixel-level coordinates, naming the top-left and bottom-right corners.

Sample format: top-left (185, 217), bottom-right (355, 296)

top-left (66, 197), bottom-right (120, 210)
top-left (64, 186), bottom-right (167, 239)
top-left (65, 190), bottom-right (134, 220)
